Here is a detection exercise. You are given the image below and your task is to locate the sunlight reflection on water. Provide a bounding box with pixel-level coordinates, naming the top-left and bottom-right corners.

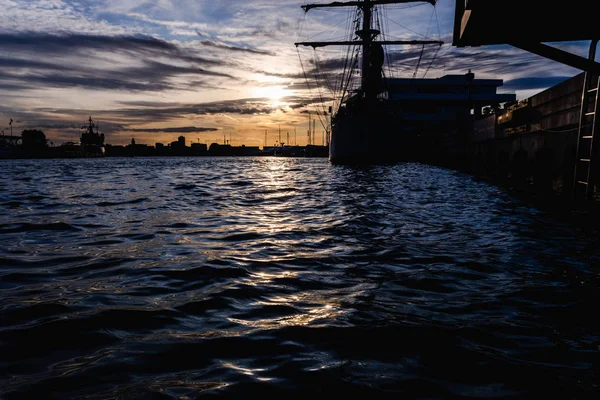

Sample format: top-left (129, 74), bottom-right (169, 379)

top-left (1, 157), bottom-right (599, 399)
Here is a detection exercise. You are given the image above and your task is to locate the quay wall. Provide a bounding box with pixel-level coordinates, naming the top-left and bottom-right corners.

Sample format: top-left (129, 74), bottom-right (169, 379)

top-left (430, 73), bottom-right (598, 199)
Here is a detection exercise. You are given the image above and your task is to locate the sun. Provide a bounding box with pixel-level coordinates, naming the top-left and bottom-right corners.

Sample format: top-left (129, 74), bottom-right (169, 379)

top-left (252, 86), bottom-right (292, 101)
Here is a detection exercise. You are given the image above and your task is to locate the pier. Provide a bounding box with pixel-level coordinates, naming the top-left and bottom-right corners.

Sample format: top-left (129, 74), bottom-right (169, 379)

top-left (452, 0), bottom-right (600, 199)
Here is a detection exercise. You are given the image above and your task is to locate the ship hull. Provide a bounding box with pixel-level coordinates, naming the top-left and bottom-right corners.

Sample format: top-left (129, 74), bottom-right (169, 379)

top-left (329, 100), bottom-right (417, 165)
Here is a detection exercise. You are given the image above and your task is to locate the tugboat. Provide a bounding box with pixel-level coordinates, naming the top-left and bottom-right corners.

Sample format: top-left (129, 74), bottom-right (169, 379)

top-left (80, 116), bottom-right (105, 157)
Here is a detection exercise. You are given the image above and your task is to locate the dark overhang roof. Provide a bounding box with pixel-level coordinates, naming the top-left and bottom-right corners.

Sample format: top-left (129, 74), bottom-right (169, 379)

top-left (453, 0), bottom-right (598, 47)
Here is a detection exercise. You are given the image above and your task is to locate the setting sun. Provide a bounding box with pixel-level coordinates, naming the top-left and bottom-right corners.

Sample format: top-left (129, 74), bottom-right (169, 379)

top-left (251, 86), bottom-right (292, 101)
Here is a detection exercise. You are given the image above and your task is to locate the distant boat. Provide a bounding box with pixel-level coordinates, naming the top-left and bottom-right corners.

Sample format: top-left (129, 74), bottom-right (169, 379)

top-left (79, 116), bottom-right (105, 157)
top-left (295, 0), bottom-right (443, 165)
top-left (58, 141), bottom-right (83, 158)
top-left (58, 117), bottom-right (106, 157)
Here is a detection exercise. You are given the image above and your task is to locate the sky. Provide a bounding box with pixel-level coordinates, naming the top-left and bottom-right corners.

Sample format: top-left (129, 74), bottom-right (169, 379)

top-left (0, 0), bottom-right (592, 147)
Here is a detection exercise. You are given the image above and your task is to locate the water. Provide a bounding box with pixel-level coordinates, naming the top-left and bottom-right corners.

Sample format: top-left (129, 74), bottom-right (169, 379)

top-left (1, 157), bottom-right (599, 399)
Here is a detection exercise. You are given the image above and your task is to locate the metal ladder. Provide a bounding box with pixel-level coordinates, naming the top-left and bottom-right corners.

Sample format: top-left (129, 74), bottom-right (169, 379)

top-left (573, 40), bottom-right (600, 199)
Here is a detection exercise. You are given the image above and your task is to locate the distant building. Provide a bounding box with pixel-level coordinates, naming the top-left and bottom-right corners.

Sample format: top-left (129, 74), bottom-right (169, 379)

top-left (386, 72), bottom-right (516, 164)
top-left (387, 73), bottom-right (515, 130)
top-left (168, 136), bottom-right (187, 156)
top-left (105, 144), bottom-right (127, 157)
top-left (190, 142), bottom-right (208, 155)
top-left (127, 141), bottom-right (153, 157)
top-left (209, 143), bottom-right (232, 156)
top-left (235, 145), bottom-right (261, 156)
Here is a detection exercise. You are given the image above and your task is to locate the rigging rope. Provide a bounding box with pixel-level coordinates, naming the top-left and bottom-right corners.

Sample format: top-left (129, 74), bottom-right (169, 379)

top-left (297, 5), bottom-right (361, 123)
top-left (297, 47), bottom-right (330, 137)
top-left (412, 5), bottom-right (436, 78)
top-left (297, 48), bottom-right (313, 102)
top-left (422, 43), bottom-right (442, 78)
top-left (421, 2), bottom-right (443, 78)
top-left (433, 4), bottom-right (442, 41)
top-left (312, 49), bottom-right (332, 132)
top-left (413, 45), bottom-right (425, 78)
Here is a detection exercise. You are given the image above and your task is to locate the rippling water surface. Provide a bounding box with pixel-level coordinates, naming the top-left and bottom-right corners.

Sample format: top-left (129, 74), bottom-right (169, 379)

top-left (1, 157), bottom-right (599, 399)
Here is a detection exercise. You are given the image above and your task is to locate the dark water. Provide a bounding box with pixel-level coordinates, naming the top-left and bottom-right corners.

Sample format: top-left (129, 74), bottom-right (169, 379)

top-left (1, 157), bottom-right (599, 399)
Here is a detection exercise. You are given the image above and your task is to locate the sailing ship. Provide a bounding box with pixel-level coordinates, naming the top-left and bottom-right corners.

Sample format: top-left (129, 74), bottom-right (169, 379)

top-left (295, 0), bottom-right (443, 164)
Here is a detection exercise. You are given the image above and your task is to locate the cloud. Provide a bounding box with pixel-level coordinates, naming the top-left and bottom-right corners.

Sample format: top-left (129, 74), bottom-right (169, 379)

top-left (0, 32), bottom-right (237, 92)
top-left (503, 76), bottom-right (573, 91)
top-left (0, 57), bottom-right (76, 70)
top-left (0, 32), bottom-right (176, 54)
top-left (27, 97), bottom-right (294, 129)
top-left (125, 126), bottom-right (218, 133)
top-left (112, 98), bottom-right (280, 120)
top-left (198, 39), bottom-right (275, 56)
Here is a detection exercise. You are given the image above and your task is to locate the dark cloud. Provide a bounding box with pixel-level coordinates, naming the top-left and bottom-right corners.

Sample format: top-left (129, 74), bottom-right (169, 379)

top-left (125, 126), bottom-right (218, 133)
top-left (503, 76), bottom-right (572, 91)
top-left (0, 69), bottom-right (172, 91)
top-left (286, 95), bottom-right (335, 110)
top-left (299, 109), bottom-right (329, 116)
top-left (32, 97), bottom-right (288, 126)
top-left (385, 48), bottom-right (435, 63)
top-left (430, 45), bottom-right (561, 77)
top-left (247, 28), bottom-right (278, 38)
top-left (308, 57), bottom-right (356, 72)
top-left (247, 19), bottom-right (293, 38)
top-left (0, 32), bottom-right (236, 92)
top-left (258, 70), bottom-right (306, 79)
top-left (128, 60), bottom-right (236, 79)
top-left (0, 32), bottom-right (217, 65)
top-left (117, 101), bottom-right (187, 108)
top-left (6, 119), bottom-right (127, 136)
top-left (0, 81), bottom-right (30, 91)
top-left (0, 32), bottom-right (175, 53)
top-left (199, 40), bottom-right (275, 56)
top-left (0, 57), bottom-right (76, 70)
top-left (23, 123), bottom-right (86, 130)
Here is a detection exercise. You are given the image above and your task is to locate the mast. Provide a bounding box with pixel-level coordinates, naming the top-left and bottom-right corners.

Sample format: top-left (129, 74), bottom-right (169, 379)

top-left (307, 112), bottom-right (311, 145)
top-left (301, 0), bottom-right (436, 12)
top-left (295, 40), bottom-right (443, 48)
top-left (295, 0), bottom-right (443, 89)
top-left (296, 0), bottom-right (442, 100)
top-left (296, 0), bottom-right (442, 49)
top-left (361, 0), bottom-right (372, 91)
